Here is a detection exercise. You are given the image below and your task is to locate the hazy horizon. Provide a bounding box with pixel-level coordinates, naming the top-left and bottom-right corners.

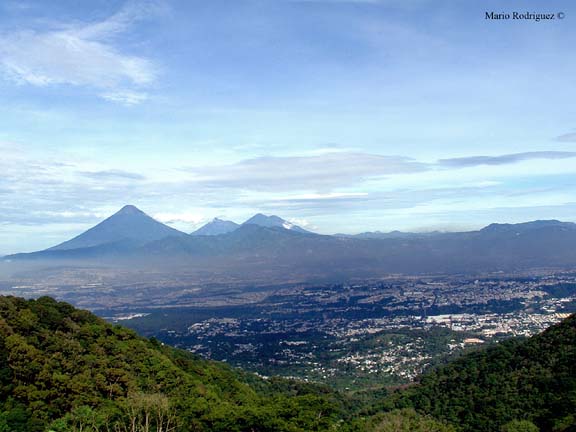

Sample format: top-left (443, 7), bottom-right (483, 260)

top-left (3, 203), bottom-right (576, 256)
top-left (1, 0), bottom-right (575, 253)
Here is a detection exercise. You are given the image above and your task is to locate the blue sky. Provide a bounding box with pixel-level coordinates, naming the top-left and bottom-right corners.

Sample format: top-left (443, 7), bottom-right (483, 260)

top-left (1, 0), bottom-right (576, 253)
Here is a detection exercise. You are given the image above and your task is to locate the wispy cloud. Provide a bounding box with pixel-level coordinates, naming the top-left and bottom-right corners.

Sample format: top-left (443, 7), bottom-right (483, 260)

top-left (290, 0), bottom-right (384, 3)
top-left (176, 151), bottom-right (576, 193)
top-left (0, 1), bottom-right (158, 104)
top-left (153, 212), bottom-right (207, 226)
top-left (101, 90), bottom-right (150, 105)
top-left (288, 0), bottom-right (426, 4)
top-left (2, 143), bottom-right (576, 249)
top-left (555, 132), bottom-right (576, 142)
top-left (184, 152), bottom-right (426, 191)
top-left (438, 151), bottom-right (576, 168)
top-left (79, 169), bottom-right (146, 181)
top-left (274, 192), bottom-right (369, 200)
top-left (0, 142), bottom-right (149, 226)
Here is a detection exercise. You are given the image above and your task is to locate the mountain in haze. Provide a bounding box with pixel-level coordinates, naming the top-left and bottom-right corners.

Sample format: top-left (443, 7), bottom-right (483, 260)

top-left (190, 218), bottom-right (239, 236)
top-left (242, 213), bottom-right (310, 233)
top-left (336, 230), bottom-right (444, 239)
top-left (128, 213), bottom-right (308, 238)
top-left (3, 209), bottom-right (315, 262)
top-left (479, 219), bottom-right (576, 235)
top-left (4, 205), bottom-right (188, 260)
top-left (142, 222), bottom-right (322, 259)
top-left (6, 212), bottom-right (576, 277)
top-left (48, 205), bottom-right (187, 251)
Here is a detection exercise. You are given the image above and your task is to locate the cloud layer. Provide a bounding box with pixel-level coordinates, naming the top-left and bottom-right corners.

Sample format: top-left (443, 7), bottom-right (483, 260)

top-left (438, 152), bottom-right (576, 168)
top-left (185, 153), bottom-right (426, 191)
top-left (555, 132), bottom-right (576, 143)
top-left (1, 142), bottom-right (576, 253)
top-left (0, 2), bottom-right (157, 104)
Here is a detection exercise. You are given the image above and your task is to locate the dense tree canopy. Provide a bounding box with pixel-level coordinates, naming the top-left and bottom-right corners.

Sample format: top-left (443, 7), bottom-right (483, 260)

top-left (0, 296), bottom-right (354, 432)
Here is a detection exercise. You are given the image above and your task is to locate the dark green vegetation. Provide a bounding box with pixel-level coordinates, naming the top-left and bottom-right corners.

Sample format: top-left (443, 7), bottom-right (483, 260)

top-left (364, 408), bottom-right (456, 432)
top-left (1, 294), bottom-right (575, 432)
top-left (386, 313), bottom-right (576, 431)
top-left (0, 296), bottom-right (356, 432)
top-left (542, 282), bottom-right (576, 298)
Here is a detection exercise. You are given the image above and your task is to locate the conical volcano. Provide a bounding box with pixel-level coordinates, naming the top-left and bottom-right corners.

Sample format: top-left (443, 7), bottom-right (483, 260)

top-left (48, 205), bottom-right (187, 251)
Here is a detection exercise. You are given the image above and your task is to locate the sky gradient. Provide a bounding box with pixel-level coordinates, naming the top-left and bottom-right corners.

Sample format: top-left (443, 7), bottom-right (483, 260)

top-left (1, 0), bottom-right (576, 254)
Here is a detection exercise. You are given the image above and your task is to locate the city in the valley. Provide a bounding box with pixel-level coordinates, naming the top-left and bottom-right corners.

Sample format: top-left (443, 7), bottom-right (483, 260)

top-left (2, 266), bottom-right (574, 390)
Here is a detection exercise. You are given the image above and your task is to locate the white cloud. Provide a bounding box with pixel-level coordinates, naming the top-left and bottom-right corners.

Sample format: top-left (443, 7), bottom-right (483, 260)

top-left (274, 192), bottom-right (369, 200)
top-left (287, 217), bottom-right (318, 230)
top-left (288, 0), bottom-right (430, 6)
top-left (290, 0), bottom-right (382, 3)
top-left (438, 151), bottom-right (576, 168)
top-left (154, 212), bottom-right (207, 225)
top-left (101, 90), bottom-right (149, 106)
top-left (184, 152), bottom-right (426, 191)
top-left (555, 132), bottom-right (576, 142)
top-left (0, 2), bottom-right (157, 104)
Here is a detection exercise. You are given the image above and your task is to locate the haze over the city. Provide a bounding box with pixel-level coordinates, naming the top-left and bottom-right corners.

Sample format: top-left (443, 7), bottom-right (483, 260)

top-left (1, 0), bottom-right (575, 254)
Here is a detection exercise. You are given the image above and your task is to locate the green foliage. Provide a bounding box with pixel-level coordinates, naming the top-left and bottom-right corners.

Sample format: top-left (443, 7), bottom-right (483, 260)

top-left (500, 419), bottom-right (539, 432)
top-left (0, 295), bottom-right (353, 432)
top-left (0, 412), bottom-right (9, 432)
top-left (389, 314), bottom-right (576, 432)
top-left (48, 405), bottom-right (113, 432)
top-left (367, 409), bottom-right (456, 432)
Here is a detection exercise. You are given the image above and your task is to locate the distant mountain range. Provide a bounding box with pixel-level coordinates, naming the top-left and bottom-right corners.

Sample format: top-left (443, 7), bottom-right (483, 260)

top-left (5, 205), bottom-right (576, 275)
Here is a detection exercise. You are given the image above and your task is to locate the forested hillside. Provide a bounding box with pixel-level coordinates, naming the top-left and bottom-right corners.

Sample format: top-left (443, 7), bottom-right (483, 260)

top-left (386, 314), bottom-right (576, 431)
top-left (0, 296), bottom-right (352, 432)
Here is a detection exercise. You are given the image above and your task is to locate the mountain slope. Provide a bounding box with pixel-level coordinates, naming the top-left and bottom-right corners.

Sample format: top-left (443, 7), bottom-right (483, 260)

top-left (49, 205), bottom-right (187, 251)
top-left (142, 223), bottom-right (324, 258)
top-left (389, 313), bottom-right (576, 431)
top-left (0, 295), bottom-right (351, 432)
top-left (191, 218), bottom-right (239, 236)
top-left (337, 231), bottom-right (444, 239)
top-left (479, 219), bottom-right (576, 235)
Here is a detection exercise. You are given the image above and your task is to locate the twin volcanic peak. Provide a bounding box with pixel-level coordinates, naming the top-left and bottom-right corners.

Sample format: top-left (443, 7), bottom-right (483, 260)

top-left (190, 213), bottom-right (309, 236)
top-left (242, 213), bottom-right (310, 233)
